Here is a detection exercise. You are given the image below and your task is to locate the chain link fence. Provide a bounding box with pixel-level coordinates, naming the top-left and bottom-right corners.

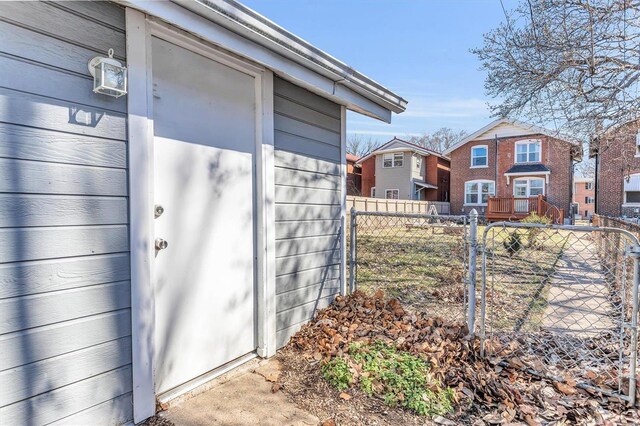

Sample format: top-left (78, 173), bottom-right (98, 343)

top-left (348, 210), bottom-right (469, 323)
top-left (348, 208), bottom-right (640, 403)
top-left (479, 222), bottom-right (640, 404)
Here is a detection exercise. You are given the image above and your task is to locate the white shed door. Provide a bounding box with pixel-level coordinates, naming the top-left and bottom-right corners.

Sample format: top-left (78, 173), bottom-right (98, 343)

top-left (151, 37), bottom-right (257, 395)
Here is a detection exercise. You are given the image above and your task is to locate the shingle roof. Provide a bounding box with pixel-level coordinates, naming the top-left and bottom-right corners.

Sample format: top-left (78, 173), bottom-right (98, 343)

top-left (346, 153), bottom-right (360, 162)
top-left (505, 164), bottom-right (551, 174)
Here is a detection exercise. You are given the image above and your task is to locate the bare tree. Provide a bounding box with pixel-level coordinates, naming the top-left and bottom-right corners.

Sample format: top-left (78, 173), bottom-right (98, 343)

top-left (347, 134), bottom-right (381, 157)
top-left (575, 158), bottom-right (596, 178)
top-left (473, 0), bottom-right (640, 143)
top-left (406, 128), bottom-right (467, 153)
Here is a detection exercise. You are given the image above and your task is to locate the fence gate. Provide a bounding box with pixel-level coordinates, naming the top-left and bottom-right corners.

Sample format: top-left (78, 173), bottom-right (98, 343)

top-left (348, 210), bottom-right (470, 323)
top-left (479, 222), bottom-right (640, 404)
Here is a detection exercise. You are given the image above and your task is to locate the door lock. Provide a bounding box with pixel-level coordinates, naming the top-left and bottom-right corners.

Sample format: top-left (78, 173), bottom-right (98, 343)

top-left (155, 238), bottom-right (168, 250)
top-left (154, 204), bottom-right (165, 218)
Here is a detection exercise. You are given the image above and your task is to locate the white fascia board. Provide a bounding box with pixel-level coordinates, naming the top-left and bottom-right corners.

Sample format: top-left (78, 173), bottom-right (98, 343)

top-left (117, 0), bottom-right (398, 122)
top-left (356, 141), bottom-right (450, 165)
top-left (504, 171), bottom-right (551, 176)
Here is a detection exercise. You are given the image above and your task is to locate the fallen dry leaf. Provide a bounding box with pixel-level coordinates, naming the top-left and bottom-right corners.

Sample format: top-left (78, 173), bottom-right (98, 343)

top-left (339, 392), bottom-right (352, 401)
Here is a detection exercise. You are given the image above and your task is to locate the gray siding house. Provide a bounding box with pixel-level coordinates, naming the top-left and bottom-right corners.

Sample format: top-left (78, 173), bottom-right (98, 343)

top-left (357, 138), bottom-right (451, 202)
top-left (0, 1), bottom-right (406, 424)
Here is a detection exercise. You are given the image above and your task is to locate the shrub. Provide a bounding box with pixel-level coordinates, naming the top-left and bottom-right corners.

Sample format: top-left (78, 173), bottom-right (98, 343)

top-left (503, 231), bottom-right (523, 256)
top-left (322, 341), bottom-right (455, 416)
top-left (521, 213), bottom-right (552, 248)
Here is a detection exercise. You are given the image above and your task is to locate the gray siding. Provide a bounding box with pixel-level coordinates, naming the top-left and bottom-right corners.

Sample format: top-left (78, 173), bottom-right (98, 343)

top-left (0, 2), bottom-right (132, 425)
top-left (374, 150), bottom-right (413, 199)
top-left (273, 77), bottom-right (342, 348)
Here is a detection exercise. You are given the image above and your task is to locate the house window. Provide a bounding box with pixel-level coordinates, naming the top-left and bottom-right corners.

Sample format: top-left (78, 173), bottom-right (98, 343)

top-left (371, 187), bottom-right (376, 198)
top-left (636, 130), bottom-right (640, 156)
top-left (513, 177), bottom-right (545, 197)
top-left (627, 192), bottom-right (640, 204)
top-left (416, 155), bottom-right (422, 169)
top-left (585, 196), bottom-right (595, 204)
top-left (471, 145), bottom-right (488, 167)
top-left (624, 174), bottom-right (640, 205)
top-left (464, 180), bottom-right (495, 205)
top-left (383, 152), bottom-right (403, 168)
top-left (515, 140), bottom-right (541, 163)
top-left (585, 182), bottom-right (593, 190)
top-left (385, 189), bottom-right (399, 199)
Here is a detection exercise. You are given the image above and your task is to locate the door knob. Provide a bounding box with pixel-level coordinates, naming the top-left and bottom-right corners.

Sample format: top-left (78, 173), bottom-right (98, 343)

top-left (155, 238), bottom-right (168, 250)
top-left (155, 204), bottom-right (164, 218)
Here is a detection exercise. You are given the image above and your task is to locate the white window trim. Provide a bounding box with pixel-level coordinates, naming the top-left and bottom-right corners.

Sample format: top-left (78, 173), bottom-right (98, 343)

top-left (635, 130), bottom-right (640, 157)
top-left (512, 177), bottom-right (546, 197)
top-left (385, 189), bottom-right (400, 199)
top-left (514, 139), bottom-right (542, 164)
top-left (371, 186), bottom-right (376, 198)
top-left (126, 12), bottom-right (276, 421)
top-left (470, 144), bottom-right (488, 168)
top-left (382, 152), bottom-right (404, 168)
top-left (463, 179), bottom-right (495, 206)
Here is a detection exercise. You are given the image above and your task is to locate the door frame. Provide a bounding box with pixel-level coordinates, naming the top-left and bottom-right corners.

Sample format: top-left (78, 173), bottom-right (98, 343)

top-left (126, 8), bottom-right (276, 422)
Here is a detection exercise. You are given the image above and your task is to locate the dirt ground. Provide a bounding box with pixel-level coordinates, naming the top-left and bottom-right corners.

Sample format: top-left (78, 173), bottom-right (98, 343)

top-left (276, 348), bottom-right (435, 426)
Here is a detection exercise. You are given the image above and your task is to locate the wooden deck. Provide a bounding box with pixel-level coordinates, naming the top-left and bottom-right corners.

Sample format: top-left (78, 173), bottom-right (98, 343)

top-left (486, 195), bottom-right (564, 224)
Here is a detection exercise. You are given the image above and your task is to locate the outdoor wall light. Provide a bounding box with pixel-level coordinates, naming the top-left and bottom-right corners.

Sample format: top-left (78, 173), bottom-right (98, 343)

top-left (88, 49), bottom-right (127, 98)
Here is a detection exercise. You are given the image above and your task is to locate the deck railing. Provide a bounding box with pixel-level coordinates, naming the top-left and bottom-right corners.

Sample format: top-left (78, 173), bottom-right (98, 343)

top-left (487, 194), bottom-right (564, 224)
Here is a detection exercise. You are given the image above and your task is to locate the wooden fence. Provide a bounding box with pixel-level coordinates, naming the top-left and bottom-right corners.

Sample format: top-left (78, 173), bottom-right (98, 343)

top-left (346, 195), bottom-right (450, 215)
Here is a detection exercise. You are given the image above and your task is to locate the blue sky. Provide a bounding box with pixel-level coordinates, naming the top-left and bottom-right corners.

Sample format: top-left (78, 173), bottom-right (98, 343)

top-left (242, 0), bottom-right (516, 143)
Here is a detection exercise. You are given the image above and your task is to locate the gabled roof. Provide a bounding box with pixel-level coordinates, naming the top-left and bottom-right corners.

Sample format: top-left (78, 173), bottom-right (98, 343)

top-left (443, 118), bottom-right (578, 155)
top-left (354, 137), bottom-right (450, 165)
top-left (346, 153), bottom-right (359, 162)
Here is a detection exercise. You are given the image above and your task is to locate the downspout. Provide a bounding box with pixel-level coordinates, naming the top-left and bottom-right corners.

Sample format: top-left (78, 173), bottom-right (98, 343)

top-left (594, 151), bottom-right (599, 215)
top-left (494, 134), bottom-right (499, 191)
top-left (569, 153), bottom-right (575, 224)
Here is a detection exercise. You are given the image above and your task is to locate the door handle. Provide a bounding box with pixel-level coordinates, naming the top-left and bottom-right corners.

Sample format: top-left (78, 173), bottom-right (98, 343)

top-left (155, 238), bottom-right (168, 250)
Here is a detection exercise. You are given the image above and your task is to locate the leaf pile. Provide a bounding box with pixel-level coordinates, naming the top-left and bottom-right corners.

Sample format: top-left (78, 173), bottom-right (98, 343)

top-left (289, 291), bottom-right (640, 424)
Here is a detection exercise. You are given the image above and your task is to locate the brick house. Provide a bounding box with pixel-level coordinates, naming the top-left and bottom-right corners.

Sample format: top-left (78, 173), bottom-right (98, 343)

top-left (346, 153), bottom-right (362, 195)
top-left (590, 120), bottom-right (640, 217)
top-left (356, 138), bottom-right (450, 201)
top-left (444, 119), bottom-right (581, 222)
top-left (572, 177), bottom-right (595, 219)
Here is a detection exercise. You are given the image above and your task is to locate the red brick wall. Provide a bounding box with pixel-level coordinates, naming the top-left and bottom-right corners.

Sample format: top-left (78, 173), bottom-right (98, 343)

top-left (450, 135), bottom-right (574, 216)
top-left (450, 139), bottom-right (498, 215)
top-left (593, 121), bottom-right (640, 217)
top-left (360, 156), bottom-right (376, 197)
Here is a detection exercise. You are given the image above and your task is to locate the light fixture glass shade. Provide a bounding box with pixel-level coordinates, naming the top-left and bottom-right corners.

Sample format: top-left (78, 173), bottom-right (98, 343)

top-left (93, 59), bottom-right (127, 98)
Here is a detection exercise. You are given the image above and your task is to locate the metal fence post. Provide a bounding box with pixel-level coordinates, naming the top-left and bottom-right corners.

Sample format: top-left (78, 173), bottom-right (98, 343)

top-left (467, 209), bottom-right (478, 335)
top-left (349, 207), bottom-right (357, 294)
top-left (628, 244), bottom-right (640, 405)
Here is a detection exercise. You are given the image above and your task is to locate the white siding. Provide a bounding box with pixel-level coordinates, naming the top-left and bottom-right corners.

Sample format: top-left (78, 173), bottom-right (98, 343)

top-left (0, 2), bottom-right (132, 424)
top-left (474, 122), bottom-right (538, 140)
top-left (273, 77), bottom-right (342, 348)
